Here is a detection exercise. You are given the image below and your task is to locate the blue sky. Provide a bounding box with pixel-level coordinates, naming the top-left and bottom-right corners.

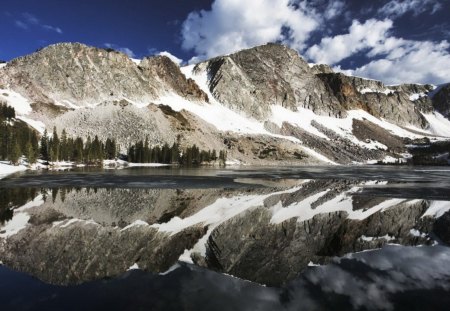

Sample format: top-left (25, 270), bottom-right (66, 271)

top-left (1, 0), bottom-right (449, 85)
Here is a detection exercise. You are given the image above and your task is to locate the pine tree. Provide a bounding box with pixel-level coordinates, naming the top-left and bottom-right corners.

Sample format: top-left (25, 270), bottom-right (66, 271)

top-left (25, 141), bottom-right (37, 164)
top-left (144, 137), bottom-right (150, 162)
top-left (40, 129), bottom-right (49, 161)
top-left (60, 129), bottom-right (68, 161)
top-left (84, 136), bottom-right (92, 163)
top-left (171, 142), bottom-right (180, 163)
top-left (73, 137), bottom-right (84, 163)
top-left (9, 139), bottom-right (21, 165)
top-left (50, 127), bottom-right (60, 162)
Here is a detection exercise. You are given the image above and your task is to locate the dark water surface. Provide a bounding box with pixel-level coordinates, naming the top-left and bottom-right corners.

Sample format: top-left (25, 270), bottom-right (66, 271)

top-left (0, 166), bottom-right (449, 310)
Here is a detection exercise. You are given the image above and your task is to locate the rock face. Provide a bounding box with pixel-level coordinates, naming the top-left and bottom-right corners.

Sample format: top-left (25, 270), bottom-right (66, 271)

top-left (201, 188), bottom-right (432, 286)
top-left (196, 43), bottom-right (342, 119)
top-left (0, 43), bottom-right (207, 106)
top-left (0, 42), bottom-right (448, 165)
top-left (196, 43), bottom-right (435, 127)
top-left (0, 179), bottom-right (443, 286)
top-left (317, 73), bottom-right (433, 127)
top-left (432, 84), bottom-right (450, 118)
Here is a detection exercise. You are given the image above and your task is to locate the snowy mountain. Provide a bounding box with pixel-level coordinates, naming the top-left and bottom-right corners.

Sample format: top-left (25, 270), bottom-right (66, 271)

top-left (1, 42), bottom-right (449, 165)
top-left (0, 181), bottom-right (445, 286)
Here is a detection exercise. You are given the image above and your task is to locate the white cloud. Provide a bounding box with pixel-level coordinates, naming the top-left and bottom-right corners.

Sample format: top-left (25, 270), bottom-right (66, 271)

top-left (306, 19), bottom-right (393, 65)
top-left (379, 0), bottom-right (442, 18)
top-left (306, 15), bottom-right (450, 85)
top-left (348, 39), bottom-right (450, 85)
top-left (323, 0), bottom-right (346, 20)
top-left (181, 0), bottom-right (318, 62)
top-left (158, 51), bottom-right (183, 66)
top-left (43, 25), bottom-right (62, 34)
top-left (180, 0), bottom-right (449, 85)
top-left (23, 12), bottom-right (39, 25)
top-left (14, 12), bottom-right (62, 34)
top-left (104, 43), bottom-right (135, 58)
top-left (15, 20), bottom-right (28, 30)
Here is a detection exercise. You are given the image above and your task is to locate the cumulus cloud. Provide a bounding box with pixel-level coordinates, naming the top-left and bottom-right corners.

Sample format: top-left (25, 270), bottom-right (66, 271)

top-left (104, 43), bottom-right (136, 58)
top-left (378, 0), bottom-right (442, 19)
top-left (323, 0), bottom-right (346, 20)
top-left (14, 12), bottom-right (63, 34)
top-left (181, 0), bottom-right (318, 62)
top-left (305, 15), bottom-right (450, 85)
top-left (306, 19), bottom-right (393, 65)
top-left (348, 39), bottom-right (450, 85)
top-left (299, 245), bottom-right (450, 310)
top-left (180, 0), bottom-right (449, 84)
top-left (158, 51), bottom-right (183, 66)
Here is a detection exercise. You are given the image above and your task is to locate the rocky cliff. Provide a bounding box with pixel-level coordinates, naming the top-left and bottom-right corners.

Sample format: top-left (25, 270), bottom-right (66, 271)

top-left (432, 84), bottom-right (450, 118)
top-left (0, 42), bottom-right (449, 165)
top-left (0, 180), bottom-right (442, 286)
top-left (195, 43), bottom-right (436, 128)
top-left (0, 43), bottom-right (207, 107)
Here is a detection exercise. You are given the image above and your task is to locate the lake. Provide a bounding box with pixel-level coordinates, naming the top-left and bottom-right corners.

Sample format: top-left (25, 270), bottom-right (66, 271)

top-left (1, 166), bottom-right (450, 310)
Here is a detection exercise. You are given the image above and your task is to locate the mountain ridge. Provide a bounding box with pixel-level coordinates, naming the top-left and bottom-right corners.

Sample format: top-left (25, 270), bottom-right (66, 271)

top-left (1, 42), bottom-right (449, 165)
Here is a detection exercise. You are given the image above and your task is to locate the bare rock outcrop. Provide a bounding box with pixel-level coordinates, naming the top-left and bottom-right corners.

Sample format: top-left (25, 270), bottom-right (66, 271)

top-left (432, 84), bottom-right (450, 118)
top-left (196, 43), bottom-right (437, 128)
top-left (195, 43), bottom-right (342, 119)
top-left (0, 43), bottom-right (207, 107)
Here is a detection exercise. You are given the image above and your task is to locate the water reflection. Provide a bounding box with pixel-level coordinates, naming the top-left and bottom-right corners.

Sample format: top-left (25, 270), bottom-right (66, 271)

top-left (0, 245), bottom-right (449, 311)
top-left (1, 174), bottom-right (449, 287)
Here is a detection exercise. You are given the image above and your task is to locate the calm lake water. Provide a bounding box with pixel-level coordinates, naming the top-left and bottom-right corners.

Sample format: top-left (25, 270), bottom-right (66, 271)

top-left (1, 166), bottom-right (450, 310)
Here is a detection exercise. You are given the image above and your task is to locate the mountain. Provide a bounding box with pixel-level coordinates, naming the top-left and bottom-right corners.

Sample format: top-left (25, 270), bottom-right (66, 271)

top-left (1, 42), bottom-right (449, 165)
top-left (0, 182), bottom-right (443, 286)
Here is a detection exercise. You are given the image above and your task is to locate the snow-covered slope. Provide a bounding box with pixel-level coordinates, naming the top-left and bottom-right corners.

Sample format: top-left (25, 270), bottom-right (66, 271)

top-left (0, 162), bottom-right (27, 180)
top-left (1, 42), bottom-right (449, 165)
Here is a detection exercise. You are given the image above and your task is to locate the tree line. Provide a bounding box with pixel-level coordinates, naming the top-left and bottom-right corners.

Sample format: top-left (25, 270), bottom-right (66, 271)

top-left (127, 139), bottom-right (227, 166)
top-left (0, 102), bottom-right (39, 164)
top-left (42, 128), bottom-right (227, 166)
top-left (39, 127), bottom-right (117, 164)
top-left (2, 103), bottom-right (228, 166)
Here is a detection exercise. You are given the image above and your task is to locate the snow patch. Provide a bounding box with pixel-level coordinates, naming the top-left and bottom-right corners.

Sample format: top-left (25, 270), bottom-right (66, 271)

top-left (0, 162), bottom-right (27, 179)
top-left (121, 220), bottom-right (150, 231)
top-left (130, 58), bottom-right (141, 65)
top-left (0, 89), bottom-right (32, 115)
top-left (359, 234), bottom-right (396, 242)
top-left (0, 213), bottom-right (30, 238)
top-left (156, 92), bottom-right (269, 135)
top-left (0, 195), bottom-right (44, 238)
top-left (409, 93), bottom-right (426, 101)
top-left (422, 201), bottom-right (450, 218)
top-left (409, 229), bottom-right (427, 238)
top-left (271, 186), bottom-right (407, 223)
top-left (153, 194), bottom-right (273, 235)
top-left (166, 187), bottom-right (301, 260)
top-left (178, 249), bottom-right (194, 264)
top-left (53, 218), bottom-right (99, 228)
top-left (16, 116), bottom-right (46, 134)
top-left (61, 100), bottom-right (81, 109)
top-left (159, 263), bottom-right (181, 275)
top-left (301, 146), bottom-right (338, 165)
top-left (358, 87), bottom-right (394, 95)
top-left (270, 106), bottom-right (329, 139)
top-left (422, 112), bottom-right (450, 137)
top-left (270, 190), bottom-right (330, 224)
top-left (128, 263), bottom-right (140, 270)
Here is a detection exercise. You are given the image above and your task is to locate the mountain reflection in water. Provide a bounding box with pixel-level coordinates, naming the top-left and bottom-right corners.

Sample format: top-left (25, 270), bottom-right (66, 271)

top-left (0, 166), bottom-right (450, 310)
